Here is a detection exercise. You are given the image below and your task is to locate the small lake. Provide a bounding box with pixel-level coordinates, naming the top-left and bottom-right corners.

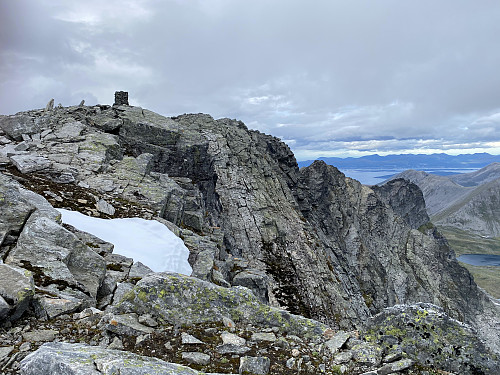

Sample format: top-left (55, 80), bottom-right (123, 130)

top-left (457, 254), bottom-right (500, 266)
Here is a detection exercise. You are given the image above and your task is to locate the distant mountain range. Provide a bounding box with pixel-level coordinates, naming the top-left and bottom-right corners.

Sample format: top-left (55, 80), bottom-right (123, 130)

top-left (297, 153), bottom-right (500, 170)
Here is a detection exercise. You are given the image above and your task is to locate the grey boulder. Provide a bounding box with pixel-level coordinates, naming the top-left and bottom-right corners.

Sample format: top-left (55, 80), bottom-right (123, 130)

top-left (0, 263), bottom-right (35, 321)
top-left (6, 216), bottom-right (106, 299)
top-left (20, 342), bottom-right (206, 375)
top-left (115, 272), bottom-right (328, 338)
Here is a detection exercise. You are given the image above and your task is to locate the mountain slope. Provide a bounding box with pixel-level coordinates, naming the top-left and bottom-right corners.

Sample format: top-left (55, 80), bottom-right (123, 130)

top-left (450, 162), bottom-right (500, 187)
top-left (387, 164), bottom-right (500, 237)
top-left (1, 101), bottom-right (499, 362)
top-left (385, 169), bottom-right (472, 215)
top-left (432, 177), bottom-right (500, 236)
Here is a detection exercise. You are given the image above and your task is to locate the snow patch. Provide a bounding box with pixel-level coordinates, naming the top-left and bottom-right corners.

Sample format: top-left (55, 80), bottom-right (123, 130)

top-left (57, 208), bottom-right (192, 275)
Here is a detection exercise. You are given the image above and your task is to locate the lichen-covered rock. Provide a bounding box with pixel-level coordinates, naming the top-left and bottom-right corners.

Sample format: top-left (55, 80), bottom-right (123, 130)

top-left (239, 356), bottom-right (270, 375)
top-left (363, 303), bottom-right (500, 375)
top-left (99, 313), bottom-right (154, 336)
top-left (20, 342), bottom-right (207, 375)
top-left (351, 342), bottom-right (382, 367)
top-left (115, 272), bottom-right (328, 338)
top-left (0, 263), bottom-right (35, 321)
top-left (377, 358), bottom-right (414, 375)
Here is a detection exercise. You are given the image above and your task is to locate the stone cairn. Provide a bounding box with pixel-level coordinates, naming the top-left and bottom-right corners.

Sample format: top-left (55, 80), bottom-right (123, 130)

top-left (114, 91), bottom-right (129, 106)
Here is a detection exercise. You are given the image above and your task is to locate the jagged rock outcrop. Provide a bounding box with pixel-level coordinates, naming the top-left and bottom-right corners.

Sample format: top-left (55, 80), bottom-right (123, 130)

top-left (371, 178), bottom-right (429, 229)
top-left (1, 101), bottom-right (499, 374)
top-left (385, 169), bottom-right (472, 216)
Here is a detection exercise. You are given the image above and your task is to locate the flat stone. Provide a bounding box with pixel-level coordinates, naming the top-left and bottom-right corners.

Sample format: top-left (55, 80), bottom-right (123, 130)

top-left (383, 349), bottom-right (403, 363)
top-left (0, 345), bottom-right (14, 361)
top-left (182, 352), bottom-right (211, 365)
top-left (54, 121), bottom-right (84, 140)
top-left (334, 350), bottom-right (353, 364)
top-left (74, 307), bottom-right (104, 320)
top-left (21, 342), bottom-right (209, 374)
top-left (181, 332), bottom-right (204, 345)
top-left (96, 199), bottom-right (116, 215)
top-left (100, 313), bottom-right (154, 336)
top-left (324, 331), bottom-right (350, 354)
top-left (221, 332), bottom-right (246, 346)
top-left (216, 344), bottom-right (251, 355)
top-left (239, 356), bottom-right (270, 375)
top-left (138, 314), bottom-right (158, 328)
top-left (19, 342), bottom-right (32, 352)
top-left (10, 154), bottom-right (51, 173)
top-left (15, 141), bottom-right (30, 151)
top-left (378, 358), bottom-right (414, 375)
top-left (35, 293), bottom-right (85, 319)
top-left (251, 332), bottom-right (276, 342)
top-left (22, 329), bottom-right (58, 342)
top-left (0, 135), bottom-right (11, 144)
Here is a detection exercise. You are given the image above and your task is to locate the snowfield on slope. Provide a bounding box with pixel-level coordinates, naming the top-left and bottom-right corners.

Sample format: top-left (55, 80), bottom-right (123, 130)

top-left (57, 208), bottom-right (192, 275)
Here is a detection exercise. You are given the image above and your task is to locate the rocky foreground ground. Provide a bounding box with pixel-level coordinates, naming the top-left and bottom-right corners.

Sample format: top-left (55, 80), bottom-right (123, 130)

top-left (0, 100), bottom-right (499, 374)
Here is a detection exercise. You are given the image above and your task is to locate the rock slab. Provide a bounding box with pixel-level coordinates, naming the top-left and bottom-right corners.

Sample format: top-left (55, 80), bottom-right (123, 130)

top-left (21, 342), bottom-right (208, 375)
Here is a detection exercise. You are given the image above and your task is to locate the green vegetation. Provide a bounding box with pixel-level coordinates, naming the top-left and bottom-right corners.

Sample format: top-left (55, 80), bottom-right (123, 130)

top-left (437, 225), bottom-right (500, 298)
top-left (437, 226), bottom-right (500, 256)
top-left (459, 264), bottom-right (500, 299)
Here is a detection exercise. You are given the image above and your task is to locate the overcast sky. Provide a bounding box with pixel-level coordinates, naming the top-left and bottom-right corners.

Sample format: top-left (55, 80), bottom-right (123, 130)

top-left (2, 0), bottom-right (500, 160)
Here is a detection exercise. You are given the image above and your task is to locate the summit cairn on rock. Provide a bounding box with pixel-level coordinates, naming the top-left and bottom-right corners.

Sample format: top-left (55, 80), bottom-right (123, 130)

top-left (114, 91), bottom-right (129, 106)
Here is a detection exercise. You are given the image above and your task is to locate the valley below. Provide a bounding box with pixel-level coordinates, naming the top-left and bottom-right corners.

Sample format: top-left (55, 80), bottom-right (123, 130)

top-left (436, 226), bottom-right (500, 299)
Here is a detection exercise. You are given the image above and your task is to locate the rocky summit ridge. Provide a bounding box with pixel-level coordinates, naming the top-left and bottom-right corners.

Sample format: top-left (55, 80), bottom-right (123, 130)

top-left (0, 98), bottom-right (499, 374)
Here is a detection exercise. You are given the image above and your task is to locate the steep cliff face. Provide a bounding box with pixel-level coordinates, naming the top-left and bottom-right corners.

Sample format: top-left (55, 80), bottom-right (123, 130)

top-left (297, 163), bottom-right (489, 325)
top-left (1, 103), bottom-right (499, 352)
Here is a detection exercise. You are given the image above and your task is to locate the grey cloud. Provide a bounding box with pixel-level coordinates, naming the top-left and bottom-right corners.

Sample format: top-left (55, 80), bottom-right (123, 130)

top-left (2, 0), bottom-right (500, 158)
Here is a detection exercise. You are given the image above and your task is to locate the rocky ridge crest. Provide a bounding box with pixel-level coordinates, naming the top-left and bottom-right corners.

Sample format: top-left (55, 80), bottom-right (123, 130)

top-left (0, 100), bottom-right (499, 374)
